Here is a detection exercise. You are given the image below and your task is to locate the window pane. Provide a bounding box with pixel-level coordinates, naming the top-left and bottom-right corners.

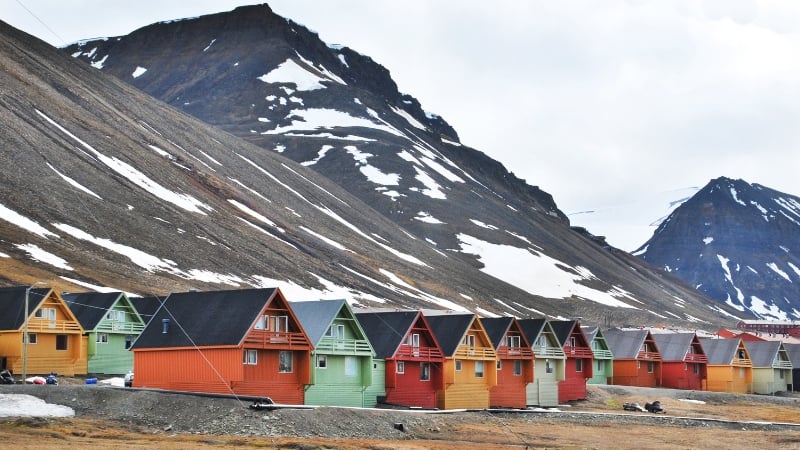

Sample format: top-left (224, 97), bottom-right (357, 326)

top-left (56, 334), bottom-right (68, 351)
top-left (345, 356), bottom-right (357, 377)
top-left (317, 354), bottom-right (327, 368)
top-left (514, 360), bottom-right (522, 376)
top-left (279, 351), bottom-right (293, 373)
top-left (475, 361), bottom-right (484, 378)
top-left (396, 361), bottom-right (405, 374)
top-left (420, 362), bottom-right (430, 381)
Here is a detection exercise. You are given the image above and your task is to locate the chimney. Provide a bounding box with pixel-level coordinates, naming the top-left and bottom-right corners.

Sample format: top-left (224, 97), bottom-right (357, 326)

top-left (162, 318), bottom-right (170, 334)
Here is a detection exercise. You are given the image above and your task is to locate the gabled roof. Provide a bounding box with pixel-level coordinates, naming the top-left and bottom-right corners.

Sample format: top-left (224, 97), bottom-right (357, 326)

top-left (582, 326), bottom-right (600, 343)
top-left (517, 318), bottom-right (548, 345)
top-left (549, 320), bottom-right (585, 347)
top-left (424, 312), bottom-right (476, 356)
top-left (291, 300), bottom-right (371, 353)
top-left (603, 329), bottom-right (654, 359)
top-left (132, 288), bottom-right (279, 349)
top-left (480, 317), bottom-right (515, 350)
top-left (63, 292), bottom-right (137, 331)
top-left (129, 296), bottom-right (165, 325)
top-left (743, 340), bottom-right (785, 367)
top-left (355, 310), bottom-right (423, 358)
top-left (699, 338), bottom-right (744, 365)
top-left (652, 333), bottom-right (701, 362)
top-left (784, 343), bottom-right (800, 366)
top-left (0, 286), bottom-right (51, 330)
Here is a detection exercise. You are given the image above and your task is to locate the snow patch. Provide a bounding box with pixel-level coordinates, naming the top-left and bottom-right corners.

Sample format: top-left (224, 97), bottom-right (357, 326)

top-left (132, 66), bottom-right (147, 78)
top-left (414, 212), bottom-right (445, 224)
top-left (0, 203), bottom-right (58, 238)
top-left (15, 244), bottom-right (72, 270)
top-left (258, 59), bottom-right (327, 91)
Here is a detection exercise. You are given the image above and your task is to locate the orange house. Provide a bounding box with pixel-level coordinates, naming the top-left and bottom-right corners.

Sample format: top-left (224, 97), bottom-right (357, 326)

top-left (131, 288), bottom-right (312, 403)
top-left (424, 311), bottom-right (498, 410)
top-left (700, 337), bottom-right (753, 393)
top-left (0, 286), bottom-right (86, 377)
top-left (604, 328), bottom-right (662, 387)
top-left (482, 317), bottom-right (534, 408)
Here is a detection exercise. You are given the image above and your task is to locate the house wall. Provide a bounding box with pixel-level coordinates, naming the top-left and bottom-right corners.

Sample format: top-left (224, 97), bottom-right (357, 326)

top-left (0, 331), bottom-right (86, 376)
top-left (588, 358), bottom-right (613, 384)
top-left (611, 360), bottom-right (659, 387)
top-left (439, 358), bottom-right (494, 409)
top-left (133, 347), bottom-right (308, 403)
top-left (751, 368), bottom-right (790, 394)
top-left (706, 365), bottom-right (752, 393)
top-left (558, 357), bottom-right (591, 403)
top-left (385, 359), bottom-right (441, 408)
top-left (490, 358), bottom-right (532, 408)
top-left (305, 353), bottom-right (376, 407)
top-left (527, 358), bottom-right (563, 407)
top-left (362, 359), bottom-right (386, 408)
top-left (660, 362), bottom-right (706, 390)
top-left (87, 332), bottom-right (135, 374)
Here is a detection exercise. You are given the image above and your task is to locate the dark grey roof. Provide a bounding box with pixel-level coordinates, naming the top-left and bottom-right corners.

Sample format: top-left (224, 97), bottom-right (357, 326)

top-left (0, 286), bottom-right (51, 329)
top-left (130, 296), bottom-right (166, 325)
top-left (784, 343), bottom-right (800, 366)
top-left (132, 288), bottom-right (278, 349)
top-left (550, 320), bottom-right (581, 347)
top-left (582, 326), bottom-right (599, 343)
top-left (699, 338), bottom-right (741, 365)
top-left (743, 340), bottom-right (783, 367)
top-left (517, 318), bottom-right (547, 345)
top-left (481, 317), bottom-right (514, 350)
top-left (355, 310), bottom-right (420, 358)
top-left (603, 329), bottom-right (652, 359)
top-left (63, 292), bottom-right (126, 331)
top-left (424, 312), bottom-right (475, 356)
top-left (291, 299), bottom-right (347, 346)
top-left (652, 333), bottom-right (699, 362)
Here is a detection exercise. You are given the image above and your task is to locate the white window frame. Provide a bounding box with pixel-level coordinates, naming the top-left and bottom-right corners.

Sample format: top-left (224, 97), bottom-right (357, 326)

top-left (326, 324), bottom-right (345, 339)
top-left (420, 362), bottom-right (430, 381)
top-left (344, 356), bottom-right (357, 377)
top-left (35, 307), bottom-right (56, 320)
top-left (575, 359), bottom-right (583, 372)
top-left (279, 350), bottom-right (293, 373)
top-left (106, 310), bottom-right (125, 322)
top-left (462, 334), bottom-right (476, 348)
top-left (475, 360), bottom-right (485, 378)
top-left (317, 354), bottom-right (327, 369)
top-left (545, 359), bottom-right (553, 374)
top-left (396, 361), bottom-right (405, 374)
top-left (255, 315), bottom-right (269, 330)
top-left (96, 333), bottom-right (109, 344)
top-left (647, 361), bottom-right (655, 373)
top-left (243, 349), bottom-right (258, 365)
top-left (513, 360), bottom-right (522, 376)
top-left (507, 335), bottom-right (521, 348)
top-left (24, 333), bottom-right (37, 344)
top-left (274, 316), bottom-right (289, 333)
top-left (455, 360), bottom-right (463, 371)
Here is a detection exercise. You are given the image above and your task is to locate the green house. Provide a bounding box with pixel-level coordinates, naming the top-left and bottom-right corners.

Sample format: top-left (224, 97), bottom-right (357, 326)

top-left (292, 300), bottom-right (383, 407)
top-left (582, 326), bottom-right (614, 384)
top-left (63, 292), bottom-right (146, 375)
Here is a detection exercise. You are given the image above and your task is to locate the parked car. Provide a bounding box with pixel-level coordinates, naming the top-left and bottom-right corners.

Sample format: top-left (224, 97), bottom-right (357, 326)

top-left (124, 371), bottom-right (134, 387)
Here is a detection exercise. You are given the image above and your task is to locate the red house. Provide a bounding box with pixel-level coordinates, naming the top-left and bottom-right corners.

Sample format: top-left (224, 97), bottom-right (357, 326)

top-left (653, 333), bottom-right (707, 390)
top-left (131, 288), bottom-right (312, 404)
top-left (550, 320), bottom-right (594, 403)
top-left (481, 317), bottom-right (534, 408)
top-left (355, 310), bottom-right (444, 408)
top-left (604, 328), bottom-right (662, 387)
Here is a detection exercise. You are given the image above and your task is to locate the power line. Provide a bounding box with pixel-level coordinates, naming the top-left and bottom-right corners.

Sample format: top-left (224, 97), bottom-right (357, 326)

top-left (15, 0), bottom-right (67, 46)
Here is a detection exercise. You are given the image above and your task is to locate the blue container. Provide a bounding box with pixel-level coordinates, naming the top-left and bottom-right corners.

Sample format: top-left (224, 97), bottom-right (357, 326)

top-left (85, 378), bottom-right (97, 384)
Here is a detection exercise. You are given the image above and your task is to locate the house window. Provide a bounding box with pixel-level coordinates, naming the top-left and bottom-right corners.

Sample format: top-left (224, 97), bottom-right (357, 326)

top-left (455, 360), bottom-right (463, 371)
top-left (693, 363), bottom-right (699, 374)
top-left (125, 335), bottom-right (133, 350)
top-left (537, 336), bottom-right (547, 350)
top-left (396, 361), bottom-right (405, 374)
top-left (255, 315), bottom-right (269, 330)
top-left (576, 359), bottom-right (583, 372)
top-left (497, 360), bottom-right (503, 370)
top-left (35, 308), bottom-right (56, 320)
top-left (462, 334), bottom-right (476, 348)
top-left (24, 333), bottom-right (37, 344)
top-left (738, 349), bottom-right (745, 359)
top-left (56, 334), bottom-right (68, 351)
top-left (317, 354), bottom-right (327, 369)
top-left (640, 343), bottom-right (649, 353)
top-left (780, 369), bottom-right (785, 379)
top-left (326, 324), bottom-right (345, 339)
top-left (637, 361), bottom-right (641, 369)
top-left (279, 351), bottom-right (293, 373)
top-left (106, 310), bottom-right (125, 322)
top-left (344, 356), bottom-right (357, 377)
top-left (545, 359), bottom-right (553, 374)
top-left (569, 337), bottom-right (576, 348)
top-left (411, 333), bottom-right (420, 348)
top-left (420, 362), bottom-right (431, 381)
top-left (507, 335), bottom-right (521, 348)
top-left (274, 316), bottom-right (289, 332)
top-left (96, 333), bottom-right (109, 344)
top-left (597, 360), bottom-right (605, 372)
top-left (647, 362), bottom-right (654, 373)
top-left (514, 360), bottom-right (522, 376)
top-left (243, 349), bottom-right (257, 365)
top-left (475, 361), bottom-right (485, 378)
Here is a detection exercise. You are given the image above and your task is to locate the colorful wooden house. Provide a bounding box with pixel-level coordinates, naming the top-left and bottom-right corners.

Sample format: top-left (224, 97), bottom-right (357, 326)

top-left (128, 295), bottom-right (165, 327)
top-left (481, 317), bottom-right (534, 408)
top-left (424, 311), bottom-right (497, 409)
top-left (291, 300), bottom-right (382, 407)
top-left (783, 343), bottom-right (800, 392)
top-left (63, 291), bottom-right (146, 375)
top-left (652, 333), bottom-right (707, 390)
top-left (699, 337), bottom-right (753, 393)
top-left (550, 320), bottom-right (594, 403)
top-left (603, 328), bottom-right (662, 387)
top-left (0, 286), bottom-right (86, 376)
top-left (518, 319), bottom-right (565, 407)
top-left (743, 340), bottom-right (792, 394)
top-left (582, 326), bottom-right (613, 384)
top-left (355, 310), bottom-right (445, 408)
top-left (131, 288), bottom-right (312, 403)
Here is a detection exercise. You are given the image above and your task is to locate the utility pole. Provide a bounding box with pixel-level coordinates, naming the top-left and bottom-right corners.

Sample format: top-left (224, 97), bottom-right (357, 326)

top-left (22, 285), bottom-right (31, 382)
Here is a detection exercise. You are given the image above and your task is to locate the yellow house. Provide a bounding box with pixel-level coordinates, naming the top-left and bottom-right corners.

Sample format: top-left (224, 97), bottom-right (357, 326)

top-left (0, 286), bottom-right (87, 377)
top-left (699, 337), bottom-right (752, 393)
top-left (424, 311), bottom-right (497, 409)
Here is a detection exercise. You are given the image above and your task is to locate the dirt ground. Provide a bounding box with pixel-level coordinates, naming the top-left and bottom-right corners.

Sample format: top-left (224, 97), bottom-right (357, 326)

top-left (2, 382), bottom-right (800, 449)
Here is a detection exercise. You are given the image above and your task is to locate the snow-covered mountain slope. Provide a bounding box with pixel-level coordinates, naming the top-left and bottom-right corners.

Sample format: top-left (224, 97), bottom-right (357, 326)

top-left (0, 15), bottom-right (738, 327)
top-left (636, 177), bottom-right (800, 320)
top-left (567, 186), bottom-right (699, 252)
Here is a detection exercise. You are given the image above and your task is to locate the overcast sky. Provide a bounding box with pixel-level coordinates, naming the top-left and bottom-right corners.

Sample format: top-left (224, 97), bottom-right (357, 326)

top-left (4, 0), bottom-right (800, 249)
